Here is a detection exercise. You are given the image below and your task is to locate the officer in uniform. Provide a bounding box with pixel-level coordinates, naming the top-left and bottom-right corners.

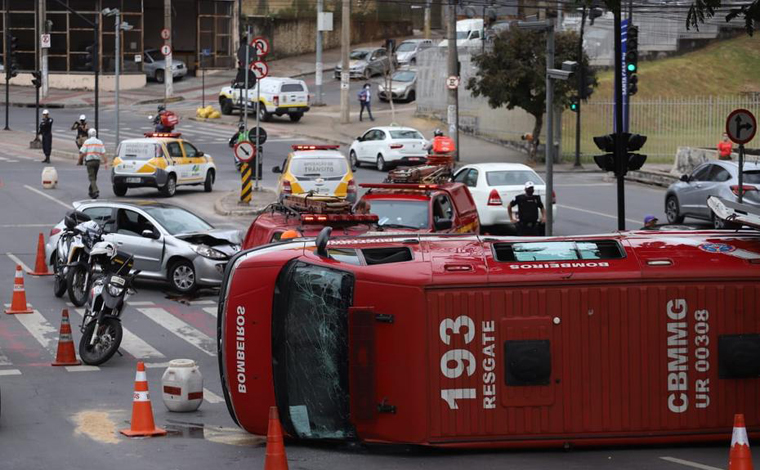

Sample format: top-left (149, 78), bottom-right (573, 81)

top-left (77, 128), bottom-right (107, 199)
top-left (508, 181), bottom-right (546, 236)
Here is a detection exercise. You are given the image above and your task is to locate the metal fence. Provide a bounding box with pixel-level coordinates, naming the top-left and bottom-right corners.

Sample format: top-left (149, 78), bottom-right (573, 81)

top-left (561, 95), bottom-right (760, 162)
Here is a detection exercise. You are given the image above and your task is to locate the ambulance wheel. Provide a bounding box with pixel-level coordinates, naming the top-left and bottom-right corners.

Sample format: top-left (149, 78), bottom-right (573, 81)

top-left (169, 260), bottom-right (197, 294)
top-left (204, 170), bottom-right (214, 192)
top-left (350, 150), bottom-right (360, 170)
top-left (155, 70), bottom-right (165, 84)
top-left (112, 184), bottom-right (127, 197)
top-left (161, 175), bottom-right (177, 197)
top-left (665, 196), bottom-right (684, 224)
top-left (376, 154), bottom-right (387, 172)
top-left (221, 99), bottom-right (233, 115)
top-left (289, 113), bottom-right (303, 123)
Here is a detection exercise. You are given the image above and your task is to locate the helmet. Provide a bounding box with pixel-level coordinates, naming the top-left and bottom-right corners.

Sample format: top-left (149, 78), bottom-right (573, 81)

top-left (238, 122), bottom-right (246, 131)
top-left (433, 128), bottom-right (444, 137)
top-left (90, 241), bottom-right (117, 259)
top-left (88, 128), bottom-right (97, 137)
top-left (79, 114), bottom-right (86, 121)
top-left (524, 181), bottom-right (535, 189)
top-left (157, 104), bottom-right (166, 112)
top-left (42, 109), bottom-right (49, 115)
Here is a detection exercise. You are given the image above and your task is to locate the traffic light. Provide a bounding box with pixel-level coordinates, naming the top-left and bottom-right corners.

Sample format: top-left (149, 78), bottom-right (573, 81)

top-left (578, 64), bottom-right (596, 100)
top-left (569, 96), bottom-right (579, 112)
top-left (6, 34), bottom-right (18, 79)
top-left (626, 25), bottom-right (639, 96)
top-left (31, 70), bottom-right (42, 88)
top-left (84, 43), bottom-right (97, 72)
top-left (593, 133), bottom-right (648, 175)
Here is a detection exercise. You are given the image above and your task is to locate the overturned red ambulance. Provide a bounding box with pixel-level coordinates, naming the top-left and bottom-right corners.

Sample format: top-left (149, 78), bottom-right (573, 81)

top-left (218, 228), bottom-right (760, 448)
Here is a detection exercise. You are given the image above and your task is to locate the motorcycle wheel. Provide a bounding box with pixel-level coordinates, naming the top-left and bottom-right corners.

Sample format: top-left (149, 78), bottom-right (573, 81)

top-left (66, 262), bottom-right (89, 307)
top-left (79, 317), bottom-right (122, 366)
top-left (53, 256), bottom-right (66, 298)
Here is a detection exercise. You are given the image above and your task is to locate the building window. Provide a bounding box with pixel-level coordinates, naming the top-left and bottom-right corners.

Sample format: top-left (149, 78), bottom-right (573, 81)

top-left (198, 0), bottom-right (233, 69)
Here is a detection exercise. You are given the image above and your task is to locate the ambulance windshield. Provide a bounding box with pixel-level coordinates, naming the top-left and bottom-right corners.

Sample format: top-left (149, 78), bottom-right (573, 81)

top-left (272, 261), bottom-right (355, 439)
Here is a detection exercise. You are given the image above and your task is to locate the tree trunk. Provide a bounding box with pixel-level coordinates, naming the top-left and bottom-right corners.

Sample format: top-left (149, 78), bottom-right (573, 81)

top-left (530, 113), bottom-right (543, 161)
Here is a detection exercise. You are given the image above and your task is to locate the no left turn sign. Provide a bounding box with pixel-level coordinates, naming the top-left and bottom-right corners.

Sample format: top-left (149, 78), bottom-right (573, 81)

top-left (726, 109), bottom-right (757, 145)
top-left (250, 60), bottom-right (269, 80)
top-left (234, 141), bottom-right (256, 163)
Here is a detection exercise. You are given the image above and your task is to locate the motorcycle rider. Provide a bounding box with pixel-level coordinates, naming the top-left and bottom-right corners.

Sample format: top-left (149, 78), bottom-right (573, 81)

top-left (424, 129), bottom-right (456, 155)
top-left (153, 104), bottom-right (173, 132)
top-left (71, 114), bottom-right (89, 150)
top-left (228, 122), bottom-right (249, 148)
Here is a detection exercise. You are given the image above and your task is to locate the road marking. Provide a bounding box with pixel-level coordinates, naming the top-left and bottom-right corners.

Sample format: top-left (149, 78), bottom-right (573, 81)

top-left (204, 388), bottom-right (224, 404)
top-left (0, 224), bottom-right (56, 228)
top-left (6, 253), bottom-right (33, 273)
top-left (138, 307), bottom-right (216, 356)
top-left (557, 204), bottom-right (641, 226)
top-left (144, 361), bottom-right (173, 369)
top-left (0, 369), bottom-right (22, 376)
top-left (0, 156), bottom-right (19, 163)
top-left (555, 183), bottom-right (613, 187)
top-left (659, 457), bottom-right (724, 470)
top-left (23, 185), bottom-right (73, 209)
top-left (73, 308), bottom-right (165, 360)
top-left (188, 299), bottom-right (217, 306)
top-left (127, 301), bottom-right (156, 306)
top-left (67, 365), bottom-right (101, 372)
top-left (0, 348), bottom-right (11, 366)
top-left (202, 307), bottom-right (217, 318)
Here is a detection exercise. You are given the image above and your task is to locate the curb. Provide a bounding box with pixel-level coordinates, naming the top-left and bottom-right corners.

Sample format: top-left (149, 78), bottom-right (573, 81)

top-left (213, 189), bottom-right (277, 217)
top-left (0, 102), bottom-right (88, 109)
top-left (289, 66), bottom-right (335, 79)
top-left (134, 96), bottom-right (185, 106)
top-left (625, 169), bottom-right (677, 188)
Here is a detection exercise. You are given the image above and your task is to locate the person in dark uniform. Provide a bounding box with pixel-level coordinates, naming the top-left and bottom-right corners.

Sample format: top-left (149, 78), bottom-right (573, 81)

top-left (39, 109), bottom-right (53, 163)
top-left (508, 181), bottom-right (546, 236)
top-left (71, 114), bottom-right (89, 151)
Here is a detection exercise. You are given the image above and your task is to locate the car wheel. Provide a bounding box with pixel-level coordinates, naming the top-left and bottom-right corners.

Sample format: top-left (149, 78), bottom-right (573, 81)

top-left (350, 150), bottom-right (360, 170)
top-left (221, 99), bottom-right (233, 115)
top-left (258, 105), bottom-right (271, 122)
top-left (407, 90), bottom-right (416, 103)
top-left (665, 196), bottom-right (684, 224)
top-left (289, 113), bottom-right (303, 123)
top-left (363, 69), bottom-right (371, 80)
top-left (376, 154), bottom-right (387, 172)
top-left (160, 174), bottom-right (177, 197)
top-left (112, 184), bottom-right (127, 197)
top-left (204, 170), bottom-right (214, 193)
top-left (169, 259), bottom-right (197, 294)
top-left (410, 58), bottom-right (417, 66)
top-left (155, 70), bottom-right (164, 84)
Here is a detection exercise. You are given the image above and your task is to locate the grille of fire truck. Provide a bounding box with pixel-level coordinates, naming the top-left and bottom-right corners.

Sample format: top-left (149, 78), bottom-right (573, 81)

top-left (385, 155), bottom-right (455, 184)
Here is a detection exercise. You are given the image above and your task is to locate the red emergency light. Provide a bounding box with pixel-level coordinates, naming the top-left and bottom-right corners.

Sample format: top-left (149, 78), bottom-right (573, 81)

top-left (360, 183), bottom-right (440, 190)
top-left (300, 213), bottom-right (379, 224)
top-left (144, 132), bottom-right (182, 138)
top-left (291, 144), bottom-right (341, 151)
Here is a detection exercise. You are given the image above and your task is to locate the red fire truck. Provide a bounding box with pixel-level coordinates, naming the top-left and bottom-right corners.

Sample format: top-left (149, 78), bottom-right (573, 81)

top-left (218, 221), bottom-right (760, 448)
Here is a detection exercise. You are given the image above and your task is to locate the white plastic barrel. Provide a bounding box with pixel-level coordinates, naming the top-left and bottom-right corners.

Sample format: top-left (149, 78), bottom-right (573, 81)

top-left (41, 166), bottom-right (58, 189)
top-left (161, 359), bottom-right (203, 412)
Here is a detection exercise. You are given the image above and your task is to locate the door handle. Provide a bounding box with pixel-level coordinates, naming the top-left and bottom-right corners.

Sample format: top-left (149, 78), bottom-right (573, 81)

top-left (117, 242), bottom-right (124, 246)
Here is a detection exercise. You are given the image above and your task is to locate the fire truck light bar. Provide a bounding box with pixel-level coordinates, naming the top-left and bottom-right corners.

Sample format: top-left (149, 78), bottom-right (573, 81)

top-left (291, 144), bottom-right (341, 151)
top-left (144, 132), bottom-right (182, 138)
top-left (301, 214), bottom-right (379, 224)
top-left (360, 183), bottom-right (440, 190)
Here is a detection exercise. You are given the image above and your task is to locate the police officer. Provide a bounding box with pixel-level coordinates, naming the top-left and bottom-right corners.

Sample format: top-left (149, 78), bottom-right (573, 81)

top-left (77, 129), bottom-right (107, 199)
top-left (39, 109), bottom-right (54, 163)
top-left (508, 181), bottom-right (546, 236)
top-left (71, 114), bottom-right (89, 150)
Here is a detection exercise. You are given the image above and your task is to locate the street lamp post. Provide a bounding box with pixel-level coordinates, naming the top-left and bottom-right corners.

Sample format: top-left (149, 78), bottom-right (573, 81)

top-left (103, 8), bottom-right (132, 150)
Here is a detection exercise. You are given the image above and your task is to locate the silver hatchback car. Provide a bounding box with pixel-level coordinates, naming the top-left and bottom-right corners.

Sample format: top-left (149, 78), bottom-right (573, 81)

top-left (46, 201), bottom-right (241, 293)
top-left (665, 160), bottom-right (760, 227)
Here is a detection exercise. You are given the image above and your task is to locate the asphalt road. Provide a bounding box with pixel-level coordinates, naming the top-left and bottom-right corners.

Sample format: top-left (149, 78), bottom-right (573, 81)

top-left (0, 112), bottom-right (730, 470)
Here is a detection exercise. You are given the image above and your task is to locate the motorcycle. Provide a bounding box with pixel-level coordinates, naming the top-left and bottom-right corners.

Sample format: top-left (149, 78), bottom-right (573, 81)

top-left (53, 211), bottom-right (91, 298)
top-left (79, 249), bottom-right (138, 366)
top-left (66, 219), bottom-right (112, 307)
top-left (148, 110), bottom-right (179, 133)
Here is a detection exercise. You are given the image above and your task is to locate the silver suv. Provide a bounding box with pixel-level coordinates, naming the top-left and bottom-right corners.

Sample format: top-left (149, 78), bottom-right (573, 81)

top-left (143, 49), bottom-right (187, 83)
top-left (666, 160), bottom-right (760, 228)
top-left (394, 39), bottom-right (433, 66)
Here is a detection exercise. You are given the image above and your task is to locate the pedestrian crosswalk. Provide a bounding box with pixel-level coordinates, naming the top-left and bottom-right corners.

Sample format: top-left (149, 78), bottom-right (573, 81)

top-left (0, 299), bottom-right (226, 404)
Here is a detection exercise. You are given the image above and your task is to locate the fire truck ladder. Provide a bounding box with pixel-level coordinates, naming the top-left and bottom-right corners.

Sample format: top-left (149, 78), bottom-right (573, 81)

top-left (281, 194), bottom-right (353, 214)
top-left (385, 155), bottom-right (455, 184)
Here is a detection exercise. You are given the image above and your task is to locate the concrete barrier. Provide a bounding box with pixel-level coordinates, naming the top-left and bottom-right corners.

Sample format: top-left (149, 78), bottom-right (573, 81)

top-left (670, 146), bottom-right (736, 176)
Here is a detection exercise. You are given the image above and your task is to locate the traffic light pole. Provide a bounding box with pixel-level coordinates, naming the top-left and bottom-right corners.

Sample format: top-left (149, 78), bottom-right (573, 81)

top-left (614, 6), bottom-right (626, 231)
top-left (574, 6), bottom-right (587, 168)
top-left (94, 15), bottom-right (99, 137)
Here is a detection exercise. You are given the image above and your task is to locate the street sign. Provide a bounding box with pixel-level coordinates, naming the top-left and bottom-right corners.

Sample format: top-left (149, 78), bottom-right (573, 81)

top-left (726, 109), bottom-right (757, 145)
top-left (236, 44), bottom-right (257, 66)
top-left (201, 48), bottom-right (211, 57)
top-left (134, 54), bottom-right (142, 63)
top-left (250, 60), bottom-right (269, 80)
top-left (160, 28), bottom-right (171, 40)
top-left (252, 37), bottom-right (270, 57)
top-left (160, 44), bottom-right (172, 57)
top-left (234, 140), bottom-right (256, 163)
top-left (249, 126), bottom-right (268, 145)
top-left (446, 76), bottom-right (460, 90)
top-left (40, 34), bottom-right (51, 49)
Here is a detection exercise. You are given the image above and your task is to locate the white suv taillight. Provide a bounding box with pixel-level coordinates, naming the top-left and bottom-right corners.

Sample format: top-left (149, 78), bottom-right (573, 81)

top-left (487, 189), bottom-right (503, 206)
top-left (390, 144), bottom-right (403, 149)
top-left (274, 96), bottom-right (280, 106)
top-left (282, 180), bottom-right (292, 194)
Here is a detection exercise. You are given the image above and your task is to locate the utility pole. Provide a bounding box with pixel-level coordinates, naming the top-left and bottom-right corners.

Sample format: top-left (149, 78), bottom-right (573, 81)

top-left (545, 20), bottom-right (555, 236)
top-left (447, 0), bottom-right (459, 161)
top-left (115, 10), bottom-right (120, 147)
top-left (614, 5), bottom-right (625, 231)
top-left (424, 0), bottom-right (431, 39)
top-left (164, 0), bottom-right (173, 102)
top-left (39, 0), bottom-right (48, 98)
top-left (574, 6), bottom-right (587, 168)
top-left (315, 0), bottom-right (324, 106)
top-left (340, 0), bottom-right (350, 124)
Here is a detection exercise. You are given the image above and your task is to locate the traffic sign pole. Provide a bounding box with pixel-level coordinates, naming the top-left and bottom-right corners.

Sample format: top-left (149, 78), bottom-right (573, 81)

top-left (255, 83), bottom-right (261, 191)
top-left (739, 144), bottom-right (745, 203)
top-left (240, 162), bottom-right (252, 203)
top-left (725, 109), bottom-right (757, 204)
top-left (244, 26), bottom-right (251, 140)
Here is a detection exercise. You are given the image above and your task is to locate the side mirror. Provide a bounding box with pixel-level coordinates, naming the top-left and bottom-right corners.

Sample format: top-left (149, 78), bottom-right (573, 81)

top-left (197, 151), bottom-right (205, 157)
top-left (141, 229), bottom-right (159, 239)
top-left (434, 218), bottom-right (453, 231)
top-left (680, 174), bottom-right (690, 182)
top-left (357, 136), bottom-right (363, 142)
top-left (272, 166), bottom-right (282, 174)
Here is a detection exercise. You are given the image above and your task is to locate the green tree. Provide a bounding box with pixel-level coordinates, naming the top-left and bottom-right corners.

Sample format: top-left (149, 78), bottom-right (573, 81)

top-left (466, 28), bottom-right (597, 160)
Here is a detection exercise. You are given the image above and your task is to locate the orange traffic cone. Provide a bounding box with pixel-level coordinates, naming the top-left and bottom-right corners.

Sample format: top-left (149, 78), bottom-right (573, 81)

top-left (121, 361), bottom-right (167, 437)
top-left (265, 406), bottom-right (289, 470)
top-left (51, 309), bottom-right (81, 366)
top-left (729, 414), bottom-right (755, 470)
top-left (5, 265), bottom-right (32, 314)
top-left (30, 233), bottom-right (53, 276)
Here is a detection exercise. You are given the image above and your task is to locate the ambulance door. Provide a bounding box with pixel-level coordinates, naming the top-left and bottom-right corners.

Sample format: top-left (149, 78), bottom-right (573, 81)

top-left (180, 142), bottom-right (205, 183)
top-left (165, 141), bottom-right (187, 182)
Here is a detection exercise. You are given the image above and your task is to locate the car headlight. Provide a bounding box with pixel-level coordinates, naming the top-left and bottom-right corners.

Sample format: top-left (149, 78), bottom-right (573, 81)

top-left (192, 244), bottom-right (227, 260)
top-left (350, 65), bottom-right (365, 71)
top-left (107, 284), bottom-right (124, 297)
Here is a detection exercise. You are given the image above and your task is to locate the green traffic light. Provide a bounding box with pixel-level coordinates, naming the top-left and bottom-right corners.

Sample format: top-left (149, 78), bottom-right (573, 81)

top-left (570, 102), bottom-right (578, 111)
top-left (627, 63), bottom-right (637, 73)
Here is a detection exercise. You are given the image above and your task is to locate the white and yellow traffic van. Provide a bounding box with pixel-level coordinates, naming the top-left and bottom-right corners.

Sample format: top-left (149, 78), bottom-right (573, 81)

top-left (111, 133), bottom-right (216, 197)
top-left (218, 77), bottom-right (310, 122)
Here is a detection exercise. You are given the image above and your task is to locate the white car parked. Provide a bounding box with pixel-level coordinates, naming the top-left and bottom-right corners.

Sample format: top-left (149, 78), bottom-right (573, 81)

top-left (453, 163), bottom-right (557, 232)
top-left (349, 126), bottom-right (429, 171)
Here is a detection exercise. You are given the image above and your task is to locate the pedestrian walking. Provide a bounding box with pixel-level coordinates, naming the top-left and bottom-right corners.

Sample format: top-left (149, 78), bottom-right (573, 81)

top-left (508, 181), bottom-right (546, 236)
top-left (718, 132), bottom-right (733, 160)
top-left (71, 114), bottom-right (89, 151)
top-left (358, 83), bottom-right (374, 122)
top-left (78, 128), bottom-right (107, 199)
top-left (642, 214), bottom-right (659, 230)
top-left (39, 109), bottom-right (53, 163)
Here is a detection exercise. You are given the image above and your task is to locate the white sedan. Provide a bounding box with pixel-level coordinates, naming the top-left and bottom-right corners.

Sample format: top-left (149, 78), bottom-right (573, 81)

top-left (349, 126), bottom-right (429, 171)
top-left (453, 163), bottom-right (558, 232)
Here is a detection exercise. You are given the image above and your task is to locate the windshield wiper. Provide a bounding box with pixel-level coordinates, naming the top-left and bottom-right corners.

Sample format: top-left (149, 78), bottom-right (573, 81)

top-left (379, 223), bottom-right (415, 229)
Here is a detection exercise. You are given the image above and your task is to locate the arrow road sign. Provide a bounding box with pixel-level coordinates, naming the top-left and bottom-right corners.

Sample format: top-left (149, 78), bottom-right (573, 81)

top-left (252, 37), bottom-right (270, 57)
top-left (250, 60), bottom-right (269, 80)
top-left (726, 109), bottom-right (757, 145)
top-left (234, 140), bottom-right (256, 163)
